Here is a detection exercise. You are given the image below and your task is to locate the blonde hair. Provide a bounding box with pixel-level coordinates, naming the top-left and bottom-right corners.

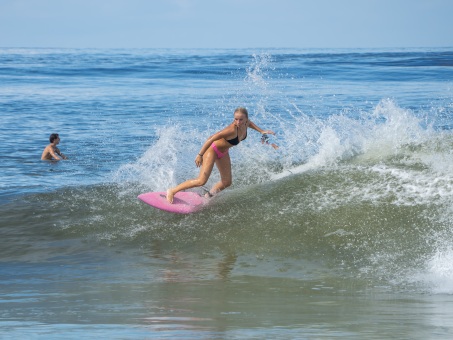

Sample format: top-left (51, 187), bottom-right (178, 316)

top-left (234, 107), bottom-right (248, 118)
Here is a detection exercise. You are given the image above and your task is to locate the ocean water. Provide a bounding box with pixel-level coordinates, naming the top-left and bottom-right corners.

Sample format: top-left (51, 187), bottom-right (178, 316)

top-left (1, 47), bottom-right (453, 339)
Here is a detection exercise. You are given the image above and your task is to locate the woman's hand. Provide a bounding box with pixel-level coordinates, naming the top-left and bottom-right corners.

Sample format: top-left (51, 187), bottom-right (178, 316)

top-left (195, 154), bottom-right (203, 167)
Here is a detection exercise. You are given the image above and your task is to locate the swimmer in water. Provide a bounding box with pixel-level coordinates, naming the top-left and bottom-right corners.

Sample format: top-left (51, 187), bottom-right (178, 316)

top-left (41, 133), bottom-right (68, 161)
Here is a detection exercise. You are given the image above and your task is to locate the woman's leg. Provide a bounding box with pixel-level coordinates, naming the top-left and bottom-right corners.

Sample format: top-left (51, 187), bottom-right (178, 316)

top-left (166, 147), bottom-right (216, 203)
top-left (209, 153), bottom-right (232, 195)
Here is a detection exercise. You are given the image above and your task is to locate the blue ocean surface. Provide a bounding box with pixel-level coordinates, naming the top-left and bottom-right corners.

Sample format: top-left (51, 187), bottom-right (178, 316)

top-left (1, 47), bottom-right (453, 339)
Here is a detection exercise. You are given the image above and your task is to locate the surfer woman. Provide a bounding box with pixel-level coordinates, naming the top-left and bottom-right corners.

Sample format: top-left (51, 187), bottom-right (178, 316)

top-left (166, 107), bottom-right (277, 203)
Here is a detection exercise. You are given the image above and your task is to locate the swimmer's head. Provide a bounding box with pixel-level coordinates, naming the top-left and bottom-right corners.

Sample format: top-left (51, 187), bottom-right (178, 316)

top-left (49, 133), bottom-right (60, 143)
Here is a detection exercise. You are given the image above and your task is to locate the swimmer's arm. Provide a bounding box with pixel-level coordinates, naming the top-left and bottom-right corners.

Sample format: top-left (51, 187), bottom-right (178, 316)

top-left (50, 151), bottom-right (62, 160)
top-left (58, 153), bottom-right (68, 160)
top-left (55, 147), bottom-right (68, 160)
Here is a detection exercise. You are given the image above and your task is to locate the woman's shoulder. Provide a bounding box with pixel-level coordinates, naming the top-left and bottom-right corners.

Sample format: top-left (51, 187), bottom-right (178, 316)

top-left (222, 122), bottom-right (236, 132)
top-left (212, 123), bottom-right (235, 139)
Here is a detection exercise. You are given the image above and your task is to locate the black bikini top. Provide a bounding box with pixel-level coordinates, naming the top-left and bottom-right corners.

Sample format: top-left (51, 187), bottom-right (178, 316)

top-left (226, 126), bottom-right (247, 145)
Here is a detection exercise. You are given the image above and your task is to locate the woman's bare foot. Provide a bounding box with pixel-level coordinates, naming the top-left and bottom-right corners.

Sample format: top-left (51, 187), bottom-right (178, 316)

top-left (166, 189), bottom-right (175, 203)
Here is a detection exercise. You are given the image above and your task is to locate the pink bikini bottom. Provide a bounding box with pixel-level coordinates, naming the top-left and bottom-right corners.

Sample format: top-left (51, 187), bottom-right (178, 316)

top-left (211, 143), bottom-right (228, 159)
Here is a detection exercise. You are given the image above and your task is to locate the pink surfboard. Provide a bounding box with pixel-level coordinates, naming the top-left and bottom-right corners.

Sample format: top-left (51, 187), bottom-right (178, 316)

top-left (138, 191), bottom-right (208, 214)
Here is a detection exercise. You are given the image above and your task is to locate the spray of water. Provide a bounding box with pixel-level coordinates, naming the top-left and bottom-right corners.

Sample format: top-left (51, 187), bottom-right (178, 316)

top-left (110, 52), bottom-right (453, 293)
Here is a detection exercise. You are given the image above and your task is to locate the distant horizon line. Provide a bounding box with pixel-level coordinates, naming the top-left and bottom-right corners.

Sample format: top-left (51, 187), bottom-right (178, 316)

top-left (1, 46), bottom-right (452, 50)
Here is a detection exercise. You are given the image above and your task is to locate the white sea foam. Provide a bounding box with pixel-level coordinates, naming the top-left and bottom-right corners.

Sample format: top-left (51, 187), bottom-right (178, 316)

top-left (415, 248), bottom-right (453, 294)
top-left (113, 125), bottom-right (199, 192)
top-left (270, 99), bottom-right (432, 180)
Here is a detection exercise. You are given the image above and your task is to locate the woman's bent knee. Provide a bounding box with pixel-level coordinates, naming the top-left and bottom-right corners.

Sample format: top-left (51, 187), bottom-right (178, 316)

top-left (194, 178), bottom-right (208, 187)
